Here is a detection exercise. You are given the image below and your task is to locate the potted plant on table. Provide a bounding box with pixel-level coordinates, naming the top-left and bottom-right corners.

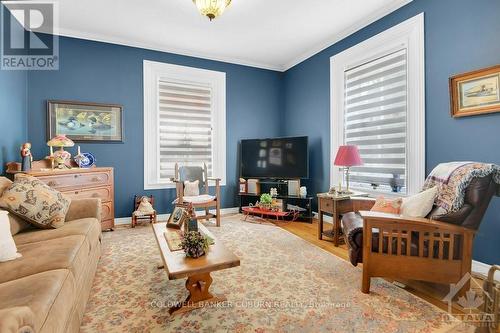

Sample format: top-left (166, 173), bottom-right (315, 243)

top-left (258, 193), bottom-right (273, 210)
top-left (181, 231), bottom-right (210, 258)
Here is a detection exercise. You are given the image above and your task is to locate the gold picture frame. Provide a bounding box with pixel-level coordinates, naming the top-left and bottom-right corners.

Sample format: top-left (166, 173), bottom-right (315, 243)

top-left (450, 65), bottom-right (500, 117)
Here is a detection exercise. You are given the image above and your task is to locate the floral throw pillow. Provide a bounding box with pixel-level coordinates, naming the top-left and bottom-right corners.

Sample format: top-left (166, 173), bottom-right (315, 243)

top-left (0, 174), bottom-right (71, 229)
top-left (370, 196), bottom-right (403, 214)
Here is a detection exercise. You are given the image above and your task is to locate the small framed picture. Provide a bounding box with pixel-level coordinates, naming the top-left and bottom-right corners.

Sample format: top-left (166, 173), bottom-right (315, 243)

top-left (47, 100), bottom-right (123, 142)
top-left (450, 65), bottom-right (500, 117)
top-left (167, 205), bottom-right (190, 229)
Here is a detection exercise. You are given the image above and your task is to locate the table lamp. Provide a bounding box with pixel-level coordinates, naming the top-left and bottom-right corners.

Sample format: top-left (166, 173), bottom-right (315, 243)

top-left (334, 145), bottom-right (363, 194)
top-left (47, 135), bottom-right (75, 169)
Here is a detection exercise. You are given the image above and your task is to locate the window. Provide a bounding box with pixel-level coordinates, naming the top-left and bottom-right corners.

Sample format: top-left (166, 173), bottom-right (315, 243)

top-left (330, 13), bottom-right (425, 195)
top-left (144, 61), bottom-right (226, 189)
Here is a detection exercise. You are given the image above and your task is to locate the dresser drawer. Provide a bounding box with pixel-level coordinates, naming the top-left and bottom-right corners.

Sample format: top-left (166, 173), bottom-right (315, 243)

top-left (101, 201), bottom-right (114, 221)
top-left (63, 186), bottom-right (112, 202)
top-left (39, 171), bottom-right (112, 190)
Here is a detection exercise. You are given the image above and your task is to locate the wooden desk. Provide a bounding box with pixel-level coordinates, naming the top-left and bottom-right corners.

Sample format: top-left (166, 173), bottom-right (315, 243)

top-left (152, 222), bottom-right (240, 315)
top-left (317, 192), bottom-right (370, 246)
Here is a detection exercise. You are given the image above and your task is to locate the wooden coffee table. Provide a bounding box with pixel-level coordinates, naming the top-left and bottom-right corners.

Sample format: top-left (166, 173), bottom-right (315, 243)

top-left (152, 222), bottom-right (240, 315)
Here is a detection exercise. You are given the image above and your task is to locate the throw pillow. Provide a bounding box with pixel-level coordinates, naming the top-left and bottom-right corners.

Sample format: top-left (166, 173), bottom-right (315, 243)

top-left (0, 174), bottom-right (71, 229)
top-left (184, 180), bottom-right (200, 197)
top-left (0, 210), bottom-right (22, 262)
top-left (370, 196), bottom-right (403, 214)
top-left (401, 186), bottom-right (438, 217)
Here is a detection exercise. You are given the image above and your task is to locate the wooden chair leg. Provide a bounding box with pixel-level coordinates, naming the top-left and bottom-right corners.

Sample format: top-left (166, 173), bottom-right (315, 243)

top-left (132, 216), bottom-right (136, 228)
top-left (362, 270), bottom-right (370, 293)
top-left (216, 202), bottom-right (221, 227)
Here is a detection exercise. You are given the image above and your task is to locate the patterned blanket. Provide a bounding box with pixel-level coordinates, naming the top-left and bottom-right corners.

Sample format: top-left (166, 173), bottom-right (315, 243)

top-left (423, 162), bottom-right (500, 213)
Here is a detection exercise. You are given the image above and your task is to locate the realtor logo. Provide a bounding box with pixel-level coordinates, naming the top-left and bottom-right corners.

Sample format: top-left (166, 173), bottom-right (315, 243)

top-left (1, 1), bottom-right (59, 70)
top-left (442, 273), bottom-right (495, 328)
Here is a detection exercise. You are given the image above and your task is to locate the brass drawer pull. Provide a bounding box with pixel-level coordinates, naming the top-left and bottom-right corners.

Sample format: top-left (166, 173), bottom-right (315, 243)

top-left (47, 181), bottom-right (58, 187)
top-left (91, 177), bottom-right (101, 182)
top-left (74, 191), bottom-right (79, 195)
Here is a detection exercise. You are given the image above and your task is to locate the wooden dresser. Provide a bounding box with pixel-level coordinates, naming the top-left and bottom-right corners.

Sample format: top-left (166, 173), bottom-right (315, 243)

top-left (7, 164), bottom-right (115, 231)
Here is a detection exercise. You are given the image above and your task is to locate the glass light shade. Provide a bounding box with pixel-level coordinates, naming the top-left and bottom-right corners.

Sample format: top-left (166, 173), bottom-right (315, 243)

top-left (193, 0), bottom-right (231, 20)
top-left (47, 134), bottom-right (75, 148)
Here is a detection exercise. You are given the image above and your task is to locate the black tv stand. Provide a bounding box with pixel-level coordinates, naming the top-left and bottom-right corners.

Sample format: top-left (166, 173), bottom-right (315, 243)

top-left (237, 179), bottom-right (313, 223)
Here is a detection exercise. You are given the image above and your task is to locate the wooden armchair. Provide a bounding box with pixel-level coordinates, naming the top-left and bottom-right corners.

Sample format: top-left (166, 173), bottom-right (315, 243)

top-left (172, 163), bottom-right (221, 227)
top-left (342, 174), bottom-right (498, 296)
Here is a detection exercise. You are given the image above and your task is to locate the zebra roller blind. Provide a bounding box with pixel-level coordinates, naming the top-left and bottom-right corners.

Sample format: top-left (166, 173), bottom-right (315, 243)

top-left (344, 48), bottom-right (408, 193)
top-left (158, 80), bottom-right (213, 181)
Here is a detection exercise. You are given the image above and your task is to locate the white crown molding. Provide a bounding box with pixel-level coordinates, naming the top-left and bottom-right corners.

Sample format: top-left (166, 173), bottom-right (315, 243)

top-left (282, 0), bottom-right (413, 71)
top-left (55, 28), bottom-right (285, 72)
top-left (45, 0), bottom-right (410, 73)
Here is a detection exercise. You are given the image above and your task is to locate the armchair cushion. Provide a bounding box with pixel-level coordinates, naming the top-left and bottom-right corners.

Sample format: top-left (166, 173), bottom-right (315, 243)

top-left (370, 196), bottom-right (402, 214)
top-left (184, 180), bottom-right (200, 196)
top-left (174, 194), bottom-right (215, 205)
top-left (401, 186), bottom-right (438, 217)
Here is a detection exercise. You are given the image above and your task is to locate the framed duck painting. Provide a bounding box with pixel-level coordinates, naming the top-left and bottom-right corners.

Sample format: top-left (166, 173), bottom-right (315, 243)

top-left (47, 100), bottom-right (123, 142)
top-left (450, 65), bottom-right (500, 118)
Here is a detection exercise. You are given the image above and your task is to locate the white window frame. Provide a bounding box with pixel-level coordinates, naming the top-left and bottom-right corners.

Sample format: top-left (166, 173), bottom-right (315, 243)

top-left (143, 60), bottom-right (226, 190)
top-left (330, 13), bottom-right (425, 196)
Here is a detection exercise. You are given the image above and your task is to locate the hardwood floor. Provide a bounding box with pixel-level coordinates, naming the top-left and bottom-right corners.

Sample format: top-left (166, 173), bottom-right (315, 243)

top-left (272, 218), bottom-right (469, 315)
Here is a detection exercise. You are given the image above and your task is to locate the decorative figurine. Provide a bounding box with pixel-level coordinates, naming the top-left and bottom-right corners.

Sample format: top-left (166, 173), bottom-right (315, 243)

top-left (299, 186), bottom-right (307, 198)
top-left (20, 142), bottom-right (33, 172)
top-left (270, 187), bottom-right (278, 197)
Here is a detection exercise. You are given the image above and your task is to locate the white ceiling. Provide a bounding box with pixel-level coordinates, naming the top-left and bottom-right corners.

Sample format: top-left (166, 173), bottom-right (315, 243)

top-left (50, 0), bottom-right (410, 71)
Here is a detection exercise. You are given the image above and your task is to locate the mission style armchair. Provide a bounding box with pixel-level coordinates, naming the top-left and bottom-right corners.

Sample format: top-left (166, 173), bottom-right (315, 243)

top-left (172, 163), bottom-right (221, 227)
top-left (341, 174), bottom-right (498, 295)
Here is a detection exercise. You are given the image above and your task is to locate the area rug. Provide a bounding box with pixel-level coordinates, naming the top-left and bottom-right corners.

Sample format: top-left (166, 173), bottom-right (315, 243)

top-left (81, 215), bottom-right (461, 333)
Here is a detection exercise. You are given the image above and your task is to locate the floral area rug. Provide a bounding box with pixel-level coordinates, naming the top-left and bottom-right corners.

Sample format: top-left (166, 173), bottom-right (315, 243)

top-left (81, 215), bottom-right (461, 333)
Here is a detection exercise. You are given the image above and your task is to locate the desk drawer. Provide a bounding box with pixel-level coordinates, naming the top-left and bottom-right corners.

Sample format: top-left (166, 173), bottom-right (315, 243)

top-left (63, 186), bottom-right (112, 202)
top-left (320, 197), bottom-right (334, 214)
top-left (39, 171), bottom-right (112, 190)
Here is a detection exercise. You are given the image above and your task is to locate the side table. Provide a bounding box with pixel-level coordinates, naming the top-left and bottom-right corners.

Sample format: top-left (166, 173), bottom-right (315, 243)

top-left (317, 192), bottom-right (370, 246)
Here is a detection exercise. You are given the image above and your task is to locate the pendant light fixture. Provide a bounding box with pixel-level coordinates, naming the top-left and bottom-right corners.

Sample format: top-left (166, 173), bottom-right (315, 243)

top-left (192, 0), bottom-right (232, 21)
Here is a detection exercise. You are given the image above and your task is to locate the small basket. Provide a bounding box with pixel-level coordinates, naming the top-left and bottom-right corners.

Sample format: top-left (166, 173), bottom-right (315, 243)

top-left (483, 265), bottom-right (500, 331)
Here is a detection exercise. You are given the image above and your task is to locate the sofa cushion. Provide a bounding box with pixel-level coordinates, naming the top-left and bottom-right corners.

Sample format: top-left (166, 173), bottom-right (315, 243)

top-left (0, 210), bottom-right (22, 262)
top-left (8, 213), bottom-right (32, 236)
top-left (0, 174), bottom-right (71, 229)
top-left (0, 177), bottom-right (12, 195)
top-left (0, 235), bottom-right (87, 284)
top-left (14, 218), bottom-right (100, 246)
top-left (0, 269), bottom-right (76, 333)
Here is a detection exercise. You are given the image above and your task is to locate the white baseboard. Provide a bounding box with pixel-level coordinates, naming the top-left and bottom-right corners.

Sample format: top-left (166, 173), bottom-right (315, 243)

top-left (114, 207), bottom-right (240, 226)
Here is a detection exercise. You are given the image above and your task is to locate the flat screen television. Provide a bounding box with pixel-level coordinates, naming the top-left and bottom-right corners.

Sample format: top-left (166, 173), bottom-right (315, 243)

top-left (240, 136), bottom-right (309, 179)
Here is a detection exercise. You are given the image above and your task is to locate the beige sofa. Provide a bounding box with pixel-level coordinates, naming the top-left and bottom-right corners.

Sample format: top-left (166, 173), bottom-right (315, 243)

top-left (0, 177), bottom-right (102, 333)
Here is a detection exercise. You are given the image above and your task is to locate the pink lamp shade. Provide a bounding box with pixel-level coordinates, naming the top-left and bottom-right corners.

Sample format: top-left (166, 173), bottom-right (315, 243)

top-left (334, 145), bottom-right (363, 167)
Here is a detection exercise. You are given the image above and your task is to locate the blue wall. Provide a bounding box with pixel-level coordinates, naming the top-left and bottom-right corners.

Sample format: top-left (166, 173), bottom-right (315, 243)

top-left (27, 36), bottom-right (282, 218)
top-left (0, 10), bottom-right (28, 174)
top-left (282, 0), bottom-right (500, 263)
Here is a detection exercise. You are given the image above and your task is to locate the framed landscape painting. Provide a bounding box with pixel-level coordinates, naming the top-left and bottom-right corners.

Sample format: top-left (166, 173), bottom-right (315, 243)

top-left (47, 100), bottom-right (123, 142)
top-left (450, 65), bottom-right (500, 117)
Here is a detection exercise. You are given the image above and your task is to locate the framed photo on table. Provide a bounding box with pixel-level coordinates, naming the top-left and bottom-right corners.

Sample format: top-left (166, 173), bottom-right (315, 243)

top-left (47, 100), bottom-right (123, 142)
top-left (167, 205), bottom-right (190, 230)
top-left (450, 65), bottom-right (500, 117)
